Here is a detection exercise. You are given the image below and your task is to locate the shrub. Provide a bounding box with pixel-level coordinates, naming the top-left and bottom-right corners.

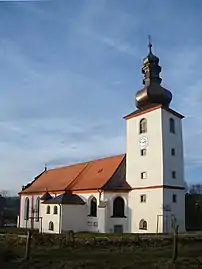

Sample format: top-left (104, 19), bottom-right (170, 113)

top-left (0, 243), bottom-right (20, 262)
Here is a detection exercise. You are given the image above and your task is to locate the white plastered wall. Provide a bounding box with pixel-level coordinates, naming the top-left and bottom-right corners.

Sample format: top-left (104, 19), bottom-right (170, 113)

top-left (103, 192), bottom-right (129, 233)
top-left (61, 204), bottom-right (87, 232)
top-left (126, 107), bottom-right (186, 233)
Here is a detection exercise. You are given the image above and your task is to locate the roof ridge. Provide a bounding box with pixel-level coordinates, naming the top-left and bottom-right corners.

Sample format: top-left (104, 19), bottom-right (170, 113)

top-left (64, 162), bottom-right (90, 191)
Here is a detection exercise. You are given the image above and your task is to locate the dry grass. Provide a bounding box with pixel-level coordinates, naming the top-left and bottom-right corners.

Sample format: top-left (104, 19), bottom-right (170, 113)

top-left (0, 240), bottom-right (202, 269)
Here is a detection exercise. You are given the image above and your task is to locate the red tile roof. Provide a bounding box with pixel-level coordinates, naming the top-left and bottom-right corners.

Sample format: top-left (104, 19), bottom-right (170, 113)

top-left (20, 154), bottom-right (125, 195)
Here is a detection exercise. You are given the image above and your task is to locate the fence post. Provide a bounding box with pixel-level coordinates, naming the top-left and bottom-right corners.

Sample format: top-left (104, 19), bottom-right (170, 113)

top-left (171, 225), bottom-right (179, 267)
top-left (25, 230), bottom-right (32, 260)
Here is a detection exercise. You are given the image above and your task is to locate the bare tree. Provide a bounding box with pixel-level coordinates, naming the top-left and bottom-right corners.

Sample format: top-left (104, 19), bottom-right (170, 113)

top-left (189, 184), bottom-right (202, 194)
top-left (0, 190), bottom-right (9, 197)
top-left (0, 194), bottom-right (5, 228)
top-left (0, 190), bottom-right (10, 228)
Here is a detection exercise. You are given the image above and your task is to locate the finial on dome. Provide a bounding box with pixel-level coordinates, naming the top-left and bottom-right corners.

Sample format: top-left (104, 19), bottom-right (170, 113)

top-left (148, 34), bottom-right (152, 54)
top-left (135, 38), bottom-right (173, 109)
top-left (142, 37), bottom-right (161, 86)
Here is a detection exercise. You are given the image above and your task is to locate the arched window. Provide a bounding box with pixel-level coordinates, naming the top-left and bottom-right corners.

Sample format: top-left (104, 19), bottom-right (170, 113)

top-left (53, 205), bottom-right (58, 215)
top-left (46, 205), bottom-right (50, 214)
top-left (35, 197), bottom-right (40, 222)
top-left (112, 197), bottom-right (125, 217)
top-left (169, 118), bottom-right (175, 133)
top-left (89, 197), bottom-right (97, 217)
top-left (24, 197), bottom-right (29, 220)
top-left (139, 118), bottom-right (147, 133)
top-left (49, 221), bottom-right (54, 231)
top-left (139, 219), bottom-right (147, 230)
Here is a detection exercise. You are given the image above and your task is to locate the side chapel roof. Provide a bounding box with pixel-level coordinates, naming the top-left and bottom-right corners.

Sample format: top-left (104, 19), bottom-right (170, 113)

top-left (43, 193), bottom-right (85, 205)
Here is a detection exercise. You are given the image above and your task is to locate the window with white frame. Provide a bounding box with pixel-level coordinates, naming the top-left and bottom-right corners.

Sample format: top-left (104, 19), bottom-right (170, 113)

top-left (170, 118), bottom-right (175, 134)
top-left (141, 149), bottom-right (146, 156)
top-left (139, 118), bottom-right (147, 133)
top-left (172, 171), bottom-right (176, 179)
top-left (140, 194), bottom-right (146, 203)
top-left (112, 196), bottom-right (125, 217)
top-left (53, 205), bottom-right (58, 215)
top-left (49, 221), bottom-right (54, 231)
top-left (141, 172), bottom-right (147, 179)
top-left (46, 205), bottom-right (50, 214)
top-left (89, 197), bottom-right (97, 217)
top-left (171, 148), bottom-right (175, 156)
top-left (139, 219), bottom-right (147, 230)
top-left (172, 194), bottom-right (177, 203)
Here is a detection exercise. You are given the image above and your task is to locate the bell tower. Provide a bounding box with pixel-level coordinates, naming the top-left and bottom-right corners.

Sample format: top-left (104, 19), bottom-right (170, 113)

top-left (125, 38), bottom-right (186, 233)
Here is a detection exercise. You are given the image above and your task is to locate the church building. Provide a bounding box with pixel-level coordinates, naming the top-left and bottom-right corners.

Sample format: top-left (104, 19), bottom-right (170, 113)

top-left (18, 41), bottom-right (186, 234)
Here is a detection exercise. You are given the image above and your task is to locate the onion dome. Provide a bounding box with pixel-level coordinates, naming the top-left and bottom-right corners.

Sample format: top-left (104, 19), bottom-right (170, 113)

top-left (135, 36), bottom-right (172, 109)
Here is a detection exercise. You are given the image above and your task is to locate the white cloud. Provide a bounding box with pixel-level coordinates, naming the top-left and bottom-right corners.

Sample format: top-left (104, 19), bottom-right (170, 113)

top-left (94, 35), bottom-right (139, 57)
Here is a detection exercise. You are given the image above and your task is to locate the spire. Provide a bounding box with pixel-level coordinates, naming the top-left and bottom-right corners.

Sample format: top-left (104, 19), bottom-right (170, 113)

top-left (148, 34), bottom-right (152, 54)
top-left (135, 38), bottom-right (172, 109)
top-left (142, 36), bottom-right (161, 86)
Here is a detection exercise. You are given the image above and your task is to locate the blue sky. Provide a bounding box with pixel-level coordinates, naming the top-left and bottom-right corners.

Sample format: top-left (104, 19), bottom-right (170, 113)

top-left (0, 0), bottom-right (202, 194)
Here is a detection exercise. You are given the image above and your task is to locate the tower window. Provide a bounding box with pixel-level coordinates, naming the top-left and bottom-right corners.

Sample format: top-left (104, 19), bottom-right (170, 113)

top-left (139, 118), bottom-right (147, 133)
top-left (171, 148), bottom-right (175, 156)
top-left (172, 194), bottom-right (177, 203)
top-left (169, 118), bottom-right (175, 134)
top-left (141, 172), bottom-right (147, 179)
top-left (141, 149), bottom-right (146, 156)
top-left (140, 195), bottom-right (146, 203)
top-left (172, 171), bottom-right (176, 179)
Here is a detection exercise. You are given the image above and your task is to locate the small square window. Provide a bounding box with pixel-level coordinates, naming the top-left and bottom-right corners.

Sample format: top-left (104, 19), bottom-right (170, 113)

top-left (141, 172), bottom-right (147, 179)
top-left (141, 149), bottom-right (146, 156)
top-left (171, 148), bottom-right (175, 156)
top-left (140, 195), bottom-right (146, 203)
top-left (172, 194), bottom-right (177, 203)
top-left (172, 171), bottom-right (176, 179)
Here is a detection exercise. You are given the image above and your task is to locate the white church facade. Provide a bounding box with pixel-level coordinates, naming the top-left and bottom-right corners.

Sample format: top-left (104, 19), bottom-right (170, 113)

top-left (18, 42), bottom-right (186, 234)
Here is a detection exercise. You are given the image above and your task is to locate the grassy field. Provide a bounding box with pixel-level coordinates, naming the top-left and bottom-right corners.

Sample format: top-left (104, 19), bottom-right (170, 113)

top-left (0, 239), bottom-right (202, 269)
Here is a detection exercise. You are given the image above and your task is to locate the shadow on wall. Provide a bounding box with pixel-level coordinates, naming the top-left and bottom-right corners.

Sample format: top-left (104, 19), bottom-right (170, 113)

top-left (127, 206), bottom-right (132, 233)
